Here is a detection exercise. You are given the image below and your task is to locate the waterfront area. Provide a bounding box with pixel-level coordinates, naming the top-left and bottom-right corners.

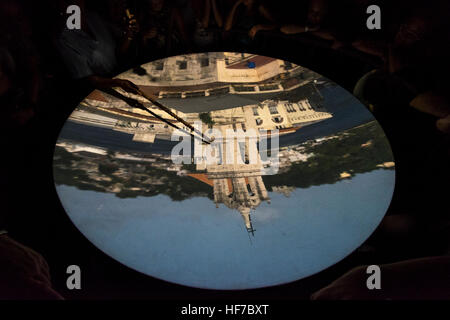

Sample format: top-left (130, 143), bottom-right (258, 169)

top-left (53, 53), bottom-right (395, 290)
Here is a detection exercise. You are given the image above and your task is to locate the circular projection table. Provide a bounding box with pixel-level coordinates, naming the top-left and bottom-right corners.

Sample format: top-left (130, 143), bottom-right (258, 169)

top-left (54, 52), bottom-right (395, 290)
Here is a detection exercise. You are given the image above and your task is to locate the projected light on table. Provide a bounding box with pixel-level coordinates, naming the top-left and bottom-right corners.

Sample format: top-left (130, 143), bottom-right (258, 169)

top-left (53, 52), bottom-right (395, 289)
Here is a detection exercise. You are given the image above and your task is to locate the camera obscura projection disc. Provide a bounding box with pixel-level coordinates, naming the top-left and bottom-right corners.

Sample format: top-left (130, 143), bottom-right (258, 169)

top-left (53, 52), bottom-right (395, 290)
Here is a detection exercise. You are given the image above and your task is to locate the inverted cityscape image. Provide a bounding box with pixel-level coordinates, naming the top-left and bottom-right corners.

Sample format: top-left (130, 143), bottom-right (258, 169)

top-left (53, 52), bottom-right (395, 289)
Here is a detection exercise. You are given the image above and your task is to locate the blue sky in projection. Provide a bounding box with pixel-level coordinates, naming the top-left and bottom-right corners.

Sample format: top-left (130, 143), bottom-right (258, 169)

top-left (56, 169), bottom-right (395, 289)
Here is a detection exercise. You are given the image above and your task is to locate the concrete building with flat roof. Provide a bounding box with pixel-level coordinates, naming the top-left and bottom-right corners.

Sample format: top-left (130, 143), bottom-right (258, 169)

top-left (70, 52), bottom-right (332, 144)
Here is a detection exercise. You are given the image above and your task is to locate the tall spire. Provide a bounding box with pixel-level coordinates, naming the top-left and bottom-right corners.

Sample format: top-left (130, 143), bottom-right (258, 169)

top-left (239, 206), bottom-right (255, 236)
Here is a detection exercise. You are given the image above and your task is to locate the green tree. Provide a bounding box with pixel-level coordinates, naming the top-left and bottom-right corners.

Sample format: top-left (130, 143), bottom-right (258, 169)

top-left (199, 112), bottom-right (215, 127)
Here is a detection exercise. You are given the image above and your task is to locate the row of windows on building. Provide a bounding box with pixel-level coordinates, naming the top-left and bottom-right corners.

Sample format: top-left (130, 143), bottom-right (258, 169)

top-left (159, 82), bottom-right (284, 99)
top-left (253, 121), bottom-right (286, 129)
top-left (252, 102), bottom-right (314, 116)
top-left (254, 117), bottom-right (284, 126)
top-left (291, 114), bottom-right (325, 121)
top-left (154, 58), bottom-right (210, 71)
top-left (254, 111), bottom-right (326, 126)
